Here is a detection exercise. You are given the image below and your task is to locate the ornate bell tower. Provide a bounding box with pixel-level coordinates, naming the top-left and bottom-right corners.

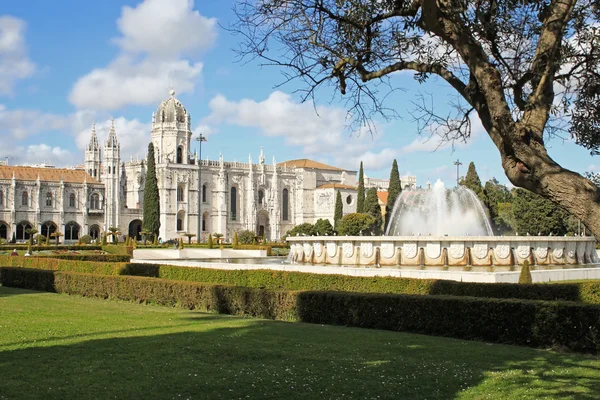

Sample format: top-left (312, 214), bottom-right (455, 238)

top-left (84, 123), bottom-right (102, 181)
top-left (102, 118), bottom-right (121, 230)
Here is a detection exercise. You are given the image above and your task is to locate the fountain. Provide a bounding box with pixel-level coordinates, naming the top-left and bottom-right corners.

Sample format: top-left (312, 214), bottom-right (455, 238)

top-left (386, 180), bottom-right (493, 236)
top-left (287, 180), bottom-right (600, 282)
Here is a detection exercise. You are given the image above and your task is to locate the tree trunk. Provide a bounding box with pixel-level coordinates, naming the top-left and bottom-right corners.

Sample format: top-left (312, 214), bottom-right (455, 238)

top-left (498, 124), bottom-right (600, 238)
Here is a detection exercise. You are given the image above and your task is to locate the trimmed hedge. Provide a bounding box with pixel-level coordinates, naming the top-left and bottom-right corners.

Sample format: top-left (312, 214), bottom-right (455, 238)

top-left (1, 267), bottom-right (599, 353)
top-left (0, 245), bottom-right (102, 251)
top-left (33, 254), bottom-right (131, 263)
top-left (124, 263), bottom-right (600, 304)
top-left (0, 255), bottom-right (128, 275)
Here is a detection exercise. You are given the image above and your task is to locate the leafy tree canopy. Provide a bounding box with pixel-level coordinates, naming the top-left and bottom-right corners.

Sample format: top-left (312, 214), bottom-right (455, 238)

top-left (334, 190), bottom-right (344, 228)
top-left (460, 162), bottom-right (484, 202)
top-left (356, 161), bottom-right (365, 213)
top-left (364, 187), bottom-right (383, 235)
top-left (385, 159), bottom-right (402, 230)
top-left (337, 213), bottom-right (377, 236)
top-left (142, 142), bottom-right (160, 237)
top-left (314, 218), bottom-right (335, 235)
top-left (287, 223), bottom-right (317, 237)
top-left (233, 0), bottom-right (600, 238)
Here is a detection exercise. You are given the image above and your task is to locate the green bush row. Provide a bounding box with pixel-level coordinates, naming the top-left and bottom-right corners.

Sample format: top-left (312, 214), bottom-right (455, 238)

top-left (33, 254), bottom-right (131, 263)
top-left (3, 255), bottom-right (600, 304)
top-left (0, 255), bottom-right (128, 275)
top-left (0, 245), bottom-right (102, 251)
top-left (1, 267), bottom-right (599, 353)
top-left (124, 263), bottom-right (600, 304)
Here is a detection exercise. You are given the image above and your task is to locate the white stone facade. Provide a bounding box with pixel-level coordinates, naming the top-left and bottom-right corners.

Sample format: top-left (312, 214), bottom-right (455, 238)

top-left (0, 91), bottom-right (383, 243)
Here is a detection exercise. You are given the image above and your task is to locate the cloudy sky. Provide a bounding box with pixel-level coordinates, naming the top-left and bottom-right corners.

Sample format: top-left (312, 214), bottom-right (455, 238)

top-left (0, 0), bottom-right (597, 188)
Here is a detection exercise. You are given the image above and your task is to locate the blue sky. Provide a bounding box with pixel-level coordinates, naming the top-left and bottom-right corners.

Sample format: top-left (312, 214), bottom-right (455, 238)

top-left (1, 0), bottom-right (598, 188)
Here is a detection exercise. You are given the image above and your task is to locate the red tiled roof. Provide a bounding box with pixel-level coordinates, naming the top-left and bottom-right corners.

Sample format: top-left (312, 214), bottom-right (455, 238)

top-left (0, 166), bottom-right (98, 184)
top-left (278, 159), bottom-right (344, 171)
top-left (317, 183), bottom-right (357, 190)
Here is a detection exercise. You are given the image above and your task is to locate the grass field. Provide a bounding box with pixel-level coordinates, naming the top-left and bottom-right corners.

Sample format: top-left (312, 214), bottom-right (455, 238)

top-left (1, 286), bottom-right (599, 399)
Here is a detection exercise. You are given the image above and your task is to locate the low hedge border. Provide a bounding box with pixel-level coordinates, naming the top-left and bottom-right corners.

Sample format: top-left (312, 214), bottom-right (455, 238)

top-left (33, 254), bottom-right (131, 263)
top-left (2, 256), bottom-right (600, 303)
top-left (0, 245), bottom-right (102, 251)
top-left (1, 267), bottom-right (599, 353)
top-left (124, 263), bottom-right (600, 304)
top-left (0, 255), bottom-right (128, 275)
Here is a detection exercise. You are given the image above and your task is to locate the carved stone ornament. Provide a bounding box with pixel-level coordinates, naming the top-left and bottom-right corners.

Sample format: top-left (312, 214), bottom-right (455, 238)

top-left (361, 242), bottom-right (373, 258)
top-left (403, 242), bottom-right (418, 259)
top-left (314, 242), bottom-right (323, 257)
top-left (566, 242), bottom-right (577, 259)
top-left (472, 243), bottom-right (488, 259)
top-left (495, 244), bottom-right (511, 259)
top-left (577, 242), bottom-right (586, 260)
top-left (426, 243), bottom-right (441, 259)
top-left (380, 242), bottom-right (395, 259)
top-left (303, 243), bottom-right (312, 257)
top-left (449, 243), bottom-right (464, 259)
top-left (343, 242), bottom-right (354, 258)
top-left (517, 245), bottom-right (530, 259)
top-left (289, 244), bottom-right (295, 255)
top-left (326, 242), bottom-right (337, 258)
top-left (553, 247), bottom-right (564, 259)
top-left (536, 247), bottom-right (548, 259)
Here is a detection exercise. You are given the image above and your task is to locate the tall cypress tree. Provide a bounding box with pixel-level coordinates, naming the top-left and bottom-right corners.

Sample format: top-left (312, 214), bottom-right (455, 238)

top-left (334, 190), bottom-right (343, 229)
top-left (364, 187), bottom-right (383, 235)
top-left (460, 161), bottom-right (485, 203)
top-left (143, 142), bottom-right (161, 239)
top-left (385, 159), bottom-right (402, 230)
top-left (356, 161), bottom-right (365, 213)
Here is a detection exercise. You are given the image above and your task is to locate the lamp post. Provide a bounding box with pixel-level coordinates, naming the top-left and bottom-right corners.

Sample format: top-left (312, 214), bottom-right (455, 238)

top-left (196, 134), bottom-right (207, 243)
top-left (453, 159), bottom-right (462, 187)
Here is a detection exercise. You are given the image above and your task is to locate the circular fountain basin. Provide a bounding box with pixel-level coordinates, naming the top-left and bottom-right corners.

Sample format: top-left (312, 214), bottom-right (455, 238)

top-left (286, 235), bottom-right (599, 267)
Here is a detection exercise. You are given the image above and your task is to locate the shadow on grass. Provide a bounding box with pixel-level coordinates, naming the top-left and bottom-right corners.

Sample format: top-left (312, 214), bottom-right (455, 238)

top-left (1, 318), bottom-right (599, 400)
top-left (0, 285), bottom-right (41, 298)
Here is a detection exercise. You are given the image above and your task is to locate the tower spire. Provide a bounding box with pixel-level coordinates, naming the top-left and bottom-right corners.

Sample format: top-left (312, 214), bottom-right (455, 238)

top-left (106, 117), bottom-right (118, 147)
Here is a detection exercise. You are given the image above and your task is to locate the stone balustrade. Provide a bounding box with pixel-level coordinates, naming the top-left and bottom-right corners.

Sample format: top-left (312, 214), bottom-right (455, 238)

top-left (286, 236), bottom-right (599, 266)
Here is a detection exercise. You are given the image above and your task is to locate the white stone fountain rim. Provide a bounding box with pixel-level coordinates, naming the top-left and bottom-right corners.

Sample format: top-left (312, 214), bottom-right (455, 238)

top-left (287, 235), bottom-right (594, 242)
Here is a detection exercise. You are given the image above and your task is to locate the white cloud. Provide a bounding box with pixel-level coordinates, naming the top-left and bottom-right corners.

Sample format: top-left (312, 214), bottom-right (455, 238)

top-left (70, 56), bottom-right (202, 110)
top-left (0, 144), bottom-right (73, 167)
top-left (400, 115), bottom-right (485, 154)
top-left (202, 90), bottom-right (401, 171)
top-left (0, 15), bottom-right (35, 95)
top-left (0, 104), bottom-right (70, 138)
top-left (69, 0), bottom-right (216, 110)
top-left (115, 0), bottom-right (216, 58)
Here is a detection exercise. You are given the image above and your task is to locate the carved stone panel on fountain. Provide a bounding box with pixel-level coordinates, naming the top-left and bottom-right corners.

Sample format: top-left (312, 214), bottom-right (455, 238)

top-left (341, 241), bottom-right (357, 265)
top-left (471, 243), bottom-right (490, 266)
top-left (566, 242), bottom-right (578, 264)
top-left (447, 242), bottom-right (468, 266)
top-left (424, 242), bottom-right (444, 266)
top-left (493, 243), bottom-right (513, 266)
top-left (534, 242), bottom-right (550, 265)
top-left (402, 242), bottom-right (420, 266)
top-left (313, 241), bottom-right (325, 263)
top-left (515, 244), bottom-right (532, 265)
top-left (379, 242), bottom-right (397, 266)
top-left (360, 242), bottom-right (376, 266)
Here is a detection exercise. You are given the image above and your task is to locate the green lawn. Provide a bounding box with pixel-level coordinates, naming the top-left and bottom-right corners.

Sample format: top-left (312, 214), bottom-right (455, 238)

top-left (1, 287), bottom-right (599, 400)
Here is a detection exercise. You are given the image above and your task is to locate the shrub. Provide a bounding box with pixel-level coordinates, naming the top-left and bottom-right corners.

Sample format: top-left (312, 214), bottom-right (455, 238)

top-left (337, 213), bottom-right (376, 236)
top-left (207, 234), bottom-right (213, 249)
top-left (287, 223), bottom-right (316, 237)
top-left (2, 267), bottom-right (599, 353)
top-left (237, 230), bottom-right (255, 245)
top-left (232, 232), bottom-right (239, 248)
top-left (519, 260), bottom-right (533, 284)
top-left (313, 218), bottom-right (334, 236)
top-left (80, 235), bottom-right (92, 245)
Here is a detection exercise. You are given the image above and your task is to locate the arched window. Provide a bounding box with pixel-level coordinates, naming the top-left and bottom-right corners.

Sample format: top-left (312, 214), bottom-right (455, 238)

top-left (21, 191), bottom-right (28, 206)
top-left (202, 184), bottom-right (207, 203)
top-left (282, 188), bottom-right (289, 221)
top-left (90, 193), bottom-right (100, 210)
top-left (176, 146), bottom-right (183, 164)
top-left (88, 169), bottom-right (92, 175)
top-left (69, 193), bottom-right (76, 208)
top-left (93, 169), bottom-right (97, 178)
top-left (16, 221), bottom-right (32, 241)
top-left (41, 221), bottom-right (57, 239)
top-left (65, 221), bottom-right (80, 241)
top-left (46, 192), bottom-right (53, 207)
top-left (258, 189), bottom-right (264, 205)
top-left (176, 210), bottom-right (185, 231)
top-left (202, 212), bottom-right (209, 232)
top-left (230, 187), bottom-right (237, 221)
top-left (89, 224), bottom-right (100, 240)
top-left (0, 221), bottom-right (7, 240)
top-left (177, 185), bottom-right (184, 202)
top-left (0, 190), bottom-right (3, 206)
